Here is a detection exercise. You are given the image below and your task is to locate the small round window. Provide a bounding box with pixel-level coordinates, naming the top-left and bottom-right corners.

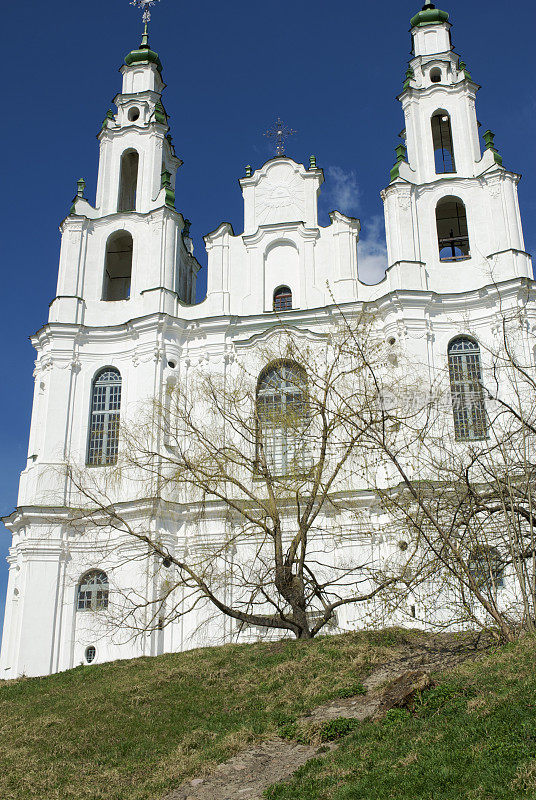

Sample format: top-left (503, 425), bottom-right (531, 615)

top-left (85, 646), bottom-right (96, 664)
top-left (128, 107), bottom-right (140, 122)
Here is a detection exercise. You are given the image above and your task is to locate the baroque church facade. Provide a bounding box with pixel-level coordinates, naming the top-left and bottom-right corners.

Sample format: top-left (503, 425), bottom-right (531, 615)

top-left (1, 3), bottom-right (533, 678)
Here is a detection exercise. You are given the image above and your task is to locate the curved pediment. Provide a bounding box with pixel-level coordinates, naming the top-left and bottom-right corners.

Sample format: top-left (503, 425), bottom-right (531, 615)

top-left (240, 157), bottom-right (324, 235)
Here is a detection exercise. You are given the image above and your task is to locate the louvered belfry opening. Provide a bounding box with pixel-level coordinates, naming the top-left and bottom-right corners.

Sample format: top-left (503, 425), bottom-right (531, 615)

top-left (436, 197), bottom-right (470, 261)
top-left (117, 149), bottom-right (139, 212)
top-left (432, 111), bottom-right (456, 173)
top-left (103, 231), bottom-right (133, 301)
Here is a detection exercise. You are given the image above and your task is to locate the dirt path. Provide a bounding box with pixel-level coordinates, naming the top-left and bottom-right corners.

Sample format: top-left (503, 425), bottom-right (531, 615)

top-left (167, 738), bottom-right (335, 800)
top-left (165, 634), bottom-right (487, 800)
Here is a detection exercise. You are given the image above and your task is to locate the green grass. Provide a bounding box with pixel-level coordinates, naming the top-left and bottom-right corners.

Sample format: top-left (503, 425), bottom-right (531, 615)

top-left (264, 636), bottom-right (536, 800)
top-left (0, 628), bottom-right (426, 800)
top-left (1, 629), bottom-right (532, 800)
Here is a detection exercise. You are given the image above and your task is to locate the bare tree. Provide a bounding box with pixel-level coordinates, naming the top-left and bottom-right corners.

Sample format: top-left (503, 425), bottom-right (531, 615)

top-left (350, 303), bottom-right (536, 642)
top-left (65, 294), bottom-right (536, 645)
top-left (66, 312), bottom-right (413, 641)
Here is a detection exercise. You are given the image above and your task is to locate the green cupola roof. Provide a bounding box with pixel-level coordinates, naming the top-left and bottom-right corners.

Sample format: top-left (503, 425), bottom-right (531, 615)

top-left (410, 1), bottom-right (449, 29)
top-left (124, 23), bottom-right (163, 72)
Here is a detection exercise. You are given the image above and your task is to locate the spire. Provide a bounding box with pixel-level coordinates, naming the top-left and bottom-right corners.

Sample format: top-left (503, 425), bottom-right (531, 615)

top-left (140, 21), bottom-right (150, 49)
top-left (125, 1), bottom-right (163, 71)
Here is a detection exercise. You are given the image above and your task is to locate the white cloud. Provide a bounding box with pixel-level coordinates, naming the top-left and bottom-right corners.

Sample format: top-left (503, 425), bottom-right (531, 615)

top-left (323, 167), bottom-right (387, 284)
top-left (357, 215), bottom-right (388, 285)
top-left (325, 166), bottom-right (360, 215)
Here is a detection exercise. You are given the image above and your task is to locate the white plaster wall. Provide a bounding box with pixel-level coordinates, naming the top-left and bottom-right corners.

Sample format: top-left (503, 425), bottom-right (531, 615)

top-left (263, 241), bottom-right (300, 311)
top-left (3, 15), bottom-right (536, 677)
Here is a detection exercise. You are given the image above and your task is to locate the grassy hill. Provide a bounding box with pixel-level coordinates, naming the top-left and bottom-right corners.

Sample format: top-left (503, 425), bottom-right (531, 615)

top-left (0, 630), bottom-right (534, 800)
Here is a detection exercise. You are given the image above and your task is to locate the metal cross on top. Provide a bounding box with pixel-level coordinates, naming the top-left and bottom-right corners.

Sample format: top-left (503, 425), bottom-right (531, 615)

top-left (264, 118), bottom-right (296, 157)
top-left (130, 0), bottom-right (161, 23)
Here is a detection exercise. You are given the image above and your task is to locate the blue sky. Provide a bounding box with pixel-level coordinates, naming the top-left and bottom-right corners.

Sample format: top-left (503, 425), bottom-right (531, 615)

top-left (0, 0), bottom-right (534, 642)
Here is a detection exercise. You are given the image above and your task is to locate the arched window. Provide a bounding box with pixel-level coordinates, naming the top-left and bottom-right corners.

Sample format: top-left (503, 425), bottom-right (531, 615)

top-left (448, 337), bottom-right (487, 441)
top-left (436, 197), bottom-right (470, 261)
top-left (77, 570), bottom-right (109, 611)
top-left (430, 68), bottom-right (442, 83)
top-left (103, 231), bottom-right (132, 301)
top-left (273, 286), bottom-right (292, 311)
top-left (468, 546), bottom-right (504, 590)
top-left (117, 149), bottom-right (139, 212)
top-left (431, 112), bottom-right (455, 173)
top-left (256, 361), bottom-right (307, 477)
top-left (87, 368), bottom-right (122, 465)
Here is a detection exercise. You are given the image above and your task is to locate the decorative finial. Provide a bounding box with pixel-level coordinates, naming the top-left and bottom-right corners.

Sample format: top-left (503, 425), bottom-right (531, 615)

top-left (264, 117), bottom-right (296, 157)
top-left (422, 0), bottom-right (435, 7)
top-left (389, 143), bottom-right (407, 182)
top-left (77, 178), bottom-right (86, 198)
top-left (483, 130), bottom-right (503, 166)
top-left (161, 169), bottom-right (175, 209)
top-left (309, 155), bottom-right (317, 170)
top-left (245, 165), bottom-right (252, 177)
top-left (130, 0), bottom-right (161, 25)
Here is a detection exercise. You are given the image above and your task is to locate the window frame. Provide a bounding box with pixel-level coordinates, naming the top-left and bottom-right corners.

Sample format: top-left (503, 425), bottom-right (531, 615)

top-left (468, 546), bottom-right (504, 591)
top-left (448, 337), bottom-right (487, 442)
top-left (76, 570), bottom-right (109, 612)
top-left (273, 286), bottom-right (293, 312)
top-left (85, 646), bottom-right (97, 663)
top-left (255, 360), bottom-right (308, 477)
top-left (87, 368), bottom-right (122, 466)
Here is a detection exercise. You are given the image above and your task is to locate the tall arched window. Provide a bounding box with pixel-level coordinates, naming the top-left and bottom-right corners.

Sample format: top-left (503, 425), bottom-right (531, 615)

top-left (77, 570), bottom-right (109, 611)
top-left (87, 368), bottom-right (122, 465)
top-left (448, 337), bottom-right (487, 441)
top-left (431, 111), bottom-right (456, 173)
top-left (103, 231), bottom-right (132, 301)
top-left (436, 197), bottom-right (470, 261)
top-left (256, 361), bottom-right (307, 477)
top-left (117, 149), bottom-right (139, 212)
top-left (273, 286), bottom-right (292, 311)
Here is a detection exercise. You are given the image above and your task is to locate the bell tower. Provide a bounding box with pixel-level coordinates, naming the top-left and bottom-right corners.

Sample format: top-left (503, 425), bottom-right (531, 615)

top-left (50, 23), bottom-right (199, 327)
top-left (381, 1), bottom-right (532, 292)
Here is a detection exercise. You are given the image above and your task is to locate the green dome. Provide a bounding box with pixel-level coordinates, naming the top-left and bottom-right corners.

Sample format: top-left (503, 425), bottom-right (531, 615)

top-left (124, 26), bottom-right (162, 73)
top-left (410, 4), bottom-right (449, 28)
top-left (124, 46), bottom-right (162, 72)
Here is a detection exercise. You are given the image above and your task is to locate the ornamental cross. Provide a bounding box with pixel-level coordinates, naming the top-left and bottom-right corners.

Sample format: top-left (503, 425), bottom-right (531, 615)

top-left (264, 117), bottom-right (296, 157)
top-left (130, 0), bottom-right (161, 23)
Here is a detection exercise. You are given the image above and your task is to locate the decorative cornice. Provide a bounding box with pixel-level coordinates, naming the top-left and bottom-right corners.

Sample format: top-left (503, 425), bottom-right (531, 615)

top-left (242, 221), bottom-right (320, 248)
top-left (239, 156), bottom-right (324, 190)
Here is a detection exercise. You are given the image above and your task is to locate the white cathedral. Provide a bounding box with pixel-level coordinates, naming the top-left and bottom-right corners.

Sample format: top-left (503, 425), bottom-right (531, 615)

top-left (1, 2), bottom-right (533, 678)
